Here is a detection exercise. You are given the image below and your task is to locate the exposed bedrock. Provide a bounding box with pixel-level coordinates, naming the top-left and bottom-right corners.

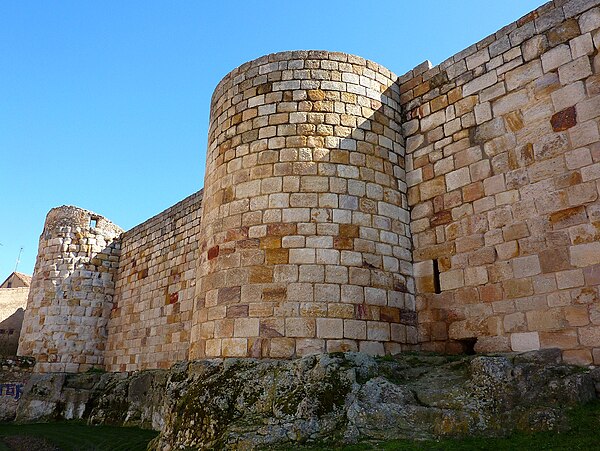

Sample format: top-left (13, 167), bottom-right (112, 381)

top-left (9, 350), bottom-right (600, 449)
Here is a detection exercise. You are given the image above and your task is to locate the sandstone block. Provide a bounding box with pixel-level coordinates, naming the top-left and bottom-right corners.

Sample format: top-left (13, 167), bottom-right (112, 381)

top-left (506, 61), bottom-right (543, 90)
top-left (512, 255), bottom-right (541, 277)
top-left (327, 339), bottom-right (358, 353)
top-left (234, 318), bottom-right (260, 337)
top-left (285, 318), bottom-right (316, 338)
top-left (569, 121), bottom-right (600, 148)
top-left (493, 90), bottom-right (529, 116)
top-left (464, 266), bottom-right (488, 286)
top-left (540, 247), bottom-right (572, 273)
top-left (570, 242), bottom-right (600, 267)
top-left (503, 278), bottom-right (534, 299)
top-left (510, 332), bottom-right (540, 352)
top-left (539, 329), bottom-right (579, 349)
top-left (558, 56), bottom-right (592, 84)
top-left (221, 338), bottom-right (248, 357)
top-left (419, 177), bottom-right (446, 201)
top-left (466, 48), bottom-right (490, 70)
top-left (296, 338), bottom-right (325, 356)
top-left (344, 319), bottom-right (367, 340)
top-left (316, 317), bottom-right (343, 339)
top-left (562, 349), bottom-right (593, 365)
top-left (483, 174), bottom-right (506, 196)
top-left (504, 312), bottom-right (527, 332)
top-left (541, 44), bottom-right (572, 72)
top-left (269, 338), bottom-right (295, 358)
top-left (439, 269), bottom-right (464, 291)
top-left (446, 167), bottom-right (471, 192)
top-left (463, 71), bottom-right (498, 96)
top-left (367, 321), bottom-right (391, 341)
top-left (570, 33), bottom-right (594, 59)
top-left (358, 341), bottom-right (385, 356)
top-left (565, 305), bottom-right (590, 327)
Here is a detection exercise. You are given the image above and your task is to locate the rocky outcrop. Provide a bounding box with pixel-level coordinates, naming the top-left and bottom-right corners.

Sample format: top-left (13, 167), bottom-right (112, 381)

top-left (11, 351), bottom-right (600, 449)
top-left (0, 356), bottom-right (34, 422)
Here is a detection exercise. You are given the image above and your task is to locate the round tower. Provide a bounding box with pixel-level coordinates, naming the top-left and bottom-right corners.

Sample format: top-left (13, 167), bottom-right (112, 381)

top-left (191, 50), bottom-right (415, 359)
top-left (18, 206), bottom-right (123, 372)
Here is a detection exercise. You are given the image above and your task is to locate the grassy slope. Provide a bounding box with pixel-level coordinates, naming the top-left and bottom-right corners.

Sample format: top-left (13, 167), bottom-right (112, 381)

top-left (288, 400), bottom-right (600, 451)
top-left (0, 422), bottom-right (157, 451)
top-left (0, 401), bottom-right (598, 450)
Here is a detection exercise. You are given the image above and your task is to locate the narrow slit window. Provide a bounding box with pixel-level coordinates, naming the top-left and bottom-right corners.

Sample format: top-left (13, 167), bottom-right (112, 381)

top-left (90, 218), bottom-right (97, 228)
top-left (433, 259), bottom-right (441, 294)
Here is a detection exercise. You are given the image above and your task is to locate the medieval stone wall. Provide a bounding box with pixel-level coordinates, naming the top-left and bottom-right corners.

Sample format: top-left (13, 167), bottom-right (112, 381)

top-left (18, 207), bottom-right (122, 372)
top-left (190, 50), bottom-right (414, 359)
top-left (16, 0), bottom-right (600, 372)
top-left (104, 191), bottom-right (203, 372)
top-left (402, 0), bottom-right (600, 364)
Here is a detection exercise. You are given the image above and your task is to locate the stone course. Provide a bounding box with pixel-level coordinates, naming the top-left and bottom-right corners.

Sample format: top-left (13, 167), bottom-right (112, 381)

top-left (16, 0), bottom-right (600, 371)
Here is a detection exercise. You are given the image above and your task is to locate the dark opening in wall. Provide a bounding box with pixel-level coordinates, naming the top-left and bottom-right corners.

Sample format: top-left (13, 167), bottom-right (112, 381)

top-left (433, 259), bottom-right (441, 294)
top-left (459, 338), bottom-right (477, 355)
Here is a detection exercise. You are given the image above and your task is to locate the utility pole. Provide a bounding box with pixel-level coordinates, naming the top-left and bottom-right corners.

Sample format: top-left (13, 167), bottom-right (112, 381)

top-left (14, 247), bottom-right (23, 272)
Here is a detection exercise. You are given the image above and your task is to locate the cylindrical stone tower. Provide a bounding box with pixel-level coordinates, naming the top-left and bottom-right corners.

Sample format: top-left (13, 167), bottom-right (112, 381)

top-left (191, 50), bottom-right (415, 359)
top-left (18, 206), bottom-right (123, 372)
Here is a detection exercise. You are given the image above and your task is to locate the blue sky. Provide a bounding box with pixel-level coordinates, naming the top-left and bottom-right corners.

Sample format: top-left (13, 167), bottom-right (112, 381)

top-left (0, 1), bottom-right (546, 276)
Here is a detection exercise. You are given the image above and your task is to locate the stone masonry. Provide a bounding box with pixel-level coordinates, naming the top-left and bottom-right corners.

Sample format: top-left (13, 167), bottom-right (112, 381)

top-left (404, 0), bottom-right (600, 365)
top-left (104, 192), bottom-right (202, 371)
top-left (18, 0), bottom-right (600, 371)
top-left (18, 207), bottom-right (122, 372)
top-left (190, 50), bottom-right (414, 360)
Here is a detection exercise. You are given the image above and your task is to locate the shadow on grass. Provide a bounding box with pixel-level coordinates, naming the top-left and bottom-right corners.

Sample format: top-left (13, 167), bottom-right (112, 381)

top-left (273, 400), bottom-right (600, 451)
top-left (0, 422), bottom-right (157, 451)
top-left (1, 401), bottom-right (599, 450)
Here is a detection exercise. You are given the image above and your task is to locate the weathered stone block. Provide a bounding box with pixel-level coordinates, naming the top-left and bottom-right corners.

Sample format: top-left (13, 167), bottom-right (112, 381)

top-left (510, 332), bottom-right (540, 352)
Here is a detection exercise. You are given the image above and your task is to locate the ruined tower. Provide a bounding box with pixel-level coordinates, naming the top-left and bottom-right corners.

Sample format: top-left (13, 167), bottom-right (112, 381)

top-left (18, 206), bottom-right (122, 372)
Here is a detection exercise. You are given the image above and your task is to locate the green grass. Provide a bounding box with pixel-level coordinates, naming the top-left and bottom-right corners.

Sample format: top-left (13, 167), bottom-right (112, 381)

top-left (279, 400), bottom-right (600, 451)
top-left (0, 401), bottom-right (598, 450)
top-left (0, 422), bottom-right (157, 451)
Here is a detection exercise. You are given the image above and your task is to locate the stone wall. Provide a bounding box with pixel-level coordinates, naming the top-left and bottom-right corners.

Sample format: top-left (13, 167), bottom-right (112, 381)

top-left (16, 0), bottom-right (600, 372)
top-left (190, 50), bottom-right (414, 359)
top-left (402, 0), bottom-right (600, 364)
top-left (104, 191), bottom-right (203, 372)
top-left (0, 288), bottom-right (27, 356)
top-left (18, 207), bottom-right (122, 372)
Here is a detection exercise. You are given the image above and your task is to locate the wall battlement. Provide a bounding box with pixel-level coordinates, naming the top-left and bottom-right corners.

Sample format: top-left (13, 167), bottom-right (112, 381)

top-left (19, 0), bottom-right (600, 371)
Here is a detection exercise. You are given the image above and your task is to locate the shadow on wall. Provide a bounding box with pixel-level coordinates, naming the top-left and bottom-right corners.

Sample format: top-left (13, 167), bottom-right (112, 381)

top-left (0, 308), bottom-right (24, 357)
top-left (335, 83), bottom-right (416, 333)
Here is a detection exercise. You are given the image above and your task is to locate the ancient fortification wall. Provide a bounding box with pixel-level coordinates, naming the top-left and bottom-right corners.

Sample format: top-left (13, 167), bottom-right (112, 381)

top-left (18, 207), bottom-right (122, 372)
top-left (403, 0), bottom-right (600, 365)
top-left (190, 50), bottom-right (414, 360)
top-left (104, 191), bottom-right (202, 372)
top-left (16, 0), bottom-right (600, 371)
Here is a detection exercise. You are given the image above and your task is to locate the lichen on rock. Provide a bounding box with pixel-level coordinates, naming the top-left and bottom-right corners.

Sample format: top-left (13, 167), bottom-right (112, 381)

top-left (9, 351), bottom-right (600, 450)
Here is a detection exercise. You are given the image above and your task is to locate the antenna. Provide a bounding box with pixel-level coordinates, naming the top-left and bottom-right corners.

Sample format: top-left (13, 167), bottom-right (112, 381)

top-left (14, 247), bottom-right (23, 272)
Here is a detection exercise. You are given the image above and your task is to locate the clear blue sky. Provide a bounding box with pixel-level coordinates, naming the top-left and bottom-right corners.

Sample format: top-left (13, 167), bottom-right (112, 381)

top-left (0, 1), bottom-right (546, 276)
